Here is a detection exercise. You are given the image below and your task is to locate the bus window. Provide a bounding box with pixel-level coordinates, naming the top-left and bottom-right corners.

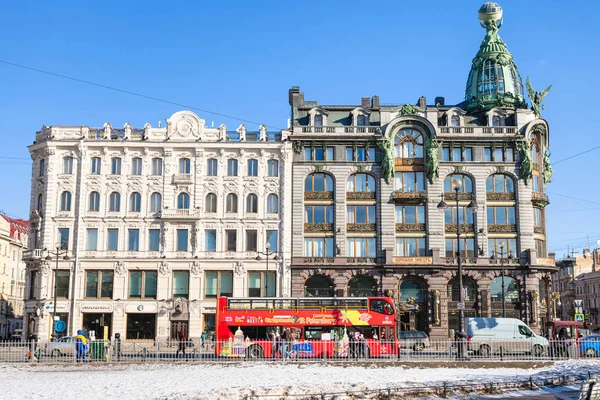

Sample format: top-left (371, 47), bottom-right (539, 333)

top-left (370, 300), bottom-right (394, 315)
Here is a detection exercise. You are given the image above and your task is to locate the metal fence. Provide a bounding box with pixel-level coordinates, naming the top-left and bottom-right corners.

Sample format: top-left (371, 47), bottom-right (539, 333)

top-left (0, 338), bottom-right (595, 363)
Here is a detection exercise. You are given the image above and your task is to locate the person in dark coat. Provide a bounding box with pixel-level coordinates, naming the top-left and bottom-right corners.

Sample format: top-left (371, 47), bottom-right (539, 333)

top-left (176, 329), bottom-right (186, 358)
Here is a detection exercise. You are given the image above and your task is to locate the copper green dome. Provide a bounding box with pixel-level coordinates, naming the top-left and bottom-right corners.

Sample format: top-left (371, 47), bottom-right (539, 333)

top-left (465, 3), bottom-right (527, 112)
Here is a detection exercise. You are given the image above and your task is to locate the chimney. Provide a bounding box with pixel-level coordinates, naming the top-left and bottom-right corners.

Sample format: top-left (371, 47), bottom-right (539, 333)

top-left (289, 86), bottom-right (303, 106)
top-left (435, 96), bottom-right (445, 106)
top-left (419, 96), bottom-right (426, 108)
top-left (371, 96), bottom-right (380, 109)
top-left (361, 97), bottom-right (370, 108)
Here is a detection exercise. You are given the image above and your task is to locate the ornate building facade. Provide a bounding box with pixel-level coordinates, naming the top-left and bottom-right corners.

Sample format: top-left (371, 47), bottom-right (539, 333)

top-left (23, 111), bottom-right (291, 341)
top-left (287, 3), bottom-right (557, 339)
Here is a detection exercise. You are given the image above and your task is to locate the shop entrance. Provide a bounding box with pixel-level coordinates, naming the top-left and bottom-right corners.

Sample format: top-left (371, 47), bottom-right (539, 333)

top-left (82, 313), bottom-right (112, 339)
top-left (170, 321), bottom-right (188, 341)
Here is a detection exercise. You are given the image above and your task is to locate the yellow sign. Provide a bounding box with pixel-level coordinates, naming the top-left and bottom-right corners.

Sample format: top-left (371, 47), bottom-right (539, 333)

top-left (103, 326), bottom-right (109, 340)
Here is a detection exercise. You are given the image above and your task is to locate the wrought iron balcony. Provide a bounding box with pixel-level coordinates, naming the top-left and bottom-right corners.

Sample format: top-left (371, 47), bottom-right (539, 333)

top-left (305, 191), bottom-right (334, 200)
top-left (304, 223), bottom-right (334, 232)
top-left (445, 224), bottom-right (475, 233)
top-left (486, 192), bottom-right (515, 201)
top-left (532, 192), bottom-right (550, 207)
top-left (392, 191), bottom-right (428, 203)
top-left (443, 192), bottom-right (473, 201)
top-left (395, 223), bottom-right (426, 232)
top-left (346, 192), bottom-right (376, 200)
top-left (487, 224), bottom-right (517, 233)
top-left (346, 223), bottom-right (376, 232)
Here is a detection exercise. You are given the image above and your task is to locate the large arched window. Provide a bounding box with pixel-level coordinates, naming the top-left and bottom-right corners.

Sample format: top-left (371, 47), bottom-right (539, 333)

top-left (347, 173), bottom-right (375, 192)
top-left (447, 276), bottom-right (477, 301)
top-left (305, 173), bottom-right (334, 192)
top-left (491, 276), bottom-right (519, 303)
top-left (60, 191), bottom-right (72, 211)
top-left (304, 275), bottom-right (334, 297)
top-left (150, 192), bottom-right (162, 212)
top-left (246, 194), bottom-right (258, 213)
top-left (348, 275), bottom-right (377, 297)
top-left (394, 129), bottom-right (424, 158)
top-left (89, 191), bottom-right (100, 212)
top-left (177, 193), bottom-right (190, 210)
top-left (130, 192), bottom-right (141, 212)
top-left (444, 174), bottom-right (473, 193)
top-left (205, 193), bottom-right (217, 213)
top-left (109, 192), bottom-right (121, 212)
top-left (486, 174), bottom-right (514, 193)
top-left (399, 278), bottom-right (425, 303)
top-left (267, 194), bottom-right (279, 213)
top-left (226, 193), bottom-right (238, 213)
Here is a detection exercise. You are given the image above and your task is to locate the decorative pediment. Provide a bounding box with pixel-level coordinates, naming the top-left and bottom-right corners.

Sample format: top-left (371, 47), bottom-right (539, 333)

top-left (166, 111), bottom-right (205, 141)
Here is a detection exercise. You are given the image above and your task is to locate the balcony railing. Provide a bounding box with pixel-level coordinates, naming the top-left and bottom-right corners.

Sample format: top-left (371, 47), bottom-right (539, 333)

top-left (305, 191), bottom-right (334, 200)
top-left (346, 192), bottom-right (376, 200)
top-left (299, 126), bottom-right (380, 134)
top-left (23, 249), bottom-right (44, 261)
top-left (392, 191), bottom-right (428, 203)
top-left (532, 192), bottom-right (550, 207)
top-left (445, 224), bottom-right (475, 233)
top-left (487, 224), bottom-right (517, 233)
top-left (304, 223), bottom-right (334, 232)
top-left (486, 192), bottom-right (515, 201)
top-left (395, 223), bottom-right (426, 232)
top-left (443, 192), bottom-right (473, 201)
top-left (172, 174), bottom-right (193, 184)
top-left (534, 226), bottom-right (545, 234)
top-left (159, 209), bottom-right (200, 219)
top-left (439, 126), bottom-right (517, 134)
top-left (346, 223), bottom-right (376, 232)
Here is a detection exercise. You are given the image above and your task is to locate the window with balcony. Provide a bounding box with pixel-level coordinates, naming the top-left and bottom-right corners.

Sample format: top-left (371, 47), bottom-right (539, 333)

top-left (91, 157), bottom-right (102, 174)
top-left (396, 237), bottom-right (426, 256)
top-left (173, 271), bottom-right (189, 299)
top-left (54, 270), bottom-right (70, 298)
top-left (347, 205), bottom-right (375, 224)
top-left (130, 192), bottom-right (141, 212)
top-left (357, 114), bottom-right (367, 126)
top-left (347, 237), bottom-right (376, 257)
top-left (245, 230), bottom-right (257, 252)
top-left (227, 159), bottom-right (238, 176)
top-left (395, 129), bottom-right (423, 158)
top-left (128, 229), bottom-right (140, 251)
top-left (60, 191), bottom-right (72, 211)
top-left (205, 193), bottom-right (217, 213)
top-left (177, 229), bottom-right (188, 251)
top-left (205, 229), bottom-right (217, 251)
top-left (533, 175), bottom-right (540, 192)
top-left (395, 172), bottom-right (425, 192)
top-left (535, 239), bottom-right (547, 257)
top-left (347, 173), bottom-right (375, 192)
top-left (267, 194), bottom-right (279, 213)
top-left (246, 194), bottom-right (258, 213)
top-left (444, 174), bottom-right (472, 193)
top-left (248, 272), bottom-right (276, 297)
top-left (177, 193), bottom-right (190, 210)
top-left (488, 238), bottom-right (517, 258)
top-left (225, 193), bottom-right (238, 213)
top-left (207, 158), bottom-right (218, 176)
top-left (533, 208), bottom-right (544, 228)
top-left (129, 271), bottom-right (157, 299)
top-left (63, 157), bottom-right (73, 174)
top-left (131, 158), bottom-right (142, 175)
top-left (267, 159), bottom-right (279, 177)
top-left (179, 158), bottom-right (191, 174)
top-left (267, 230), bottom-right (278, 252)
top-left (59, 228), bottom-right (69, 250)
top-left (305, 205), bottom-right (333, 223)
top-left (150, 193), bottom-right (161, 213)
top-left (486, 174), bottom-right (514, 193)
top-left (89, 191), bottom-right (100, 212)
top-left (445, 238), bottom-right (475, 258)
top-left (247, 159), bottom-right (258, 176)
top-left (395, 205), bottom-right (425, 224)
top-left (487, 206), bottom-right (516, 224)
top-left (111, 157), bottom-right (122, 175)
top-left (86, 228), bottom-right (98, 251)
top-left (148, 229), bottom-right (160, 251)
top-left (151, 158), bottom-right (163, 175)
top-left (85, 271), bottom-right (113, 298)
top-left (107, 229), bottom-right (118, 251)
top-left (109, 192), bottom-right (121, 212)
top-left (205, 271), bottom-right (233, 298)
top-left (304, 237), bottom-right (334, 257)
top-left (225, 230), bottom-right (237, 251)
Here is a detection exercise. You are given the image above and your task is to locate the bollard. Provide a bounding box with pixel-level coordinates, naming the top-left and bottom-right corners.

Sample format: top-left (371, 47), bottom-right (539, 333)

top-left (442, 382), bottom-right (447, 398)
top-left (114, 333), bottom-right (122, 361)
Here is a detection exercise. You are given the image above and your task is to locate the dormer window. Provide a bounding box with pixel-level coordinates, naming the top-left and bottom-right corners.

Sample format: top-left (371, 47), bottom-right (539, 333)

top-left (314, 115), bottom-right (323, 126)
top-left (357, 115), bottom-right (367, 126)
top-left (450, 115), bottom-right (460, 127)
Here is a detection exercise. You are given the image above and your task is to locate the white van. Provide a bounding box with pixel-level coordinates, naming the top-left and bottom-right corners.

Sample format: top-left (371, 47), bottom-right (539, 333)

top-left (465, 318), bottom-right (548, 357)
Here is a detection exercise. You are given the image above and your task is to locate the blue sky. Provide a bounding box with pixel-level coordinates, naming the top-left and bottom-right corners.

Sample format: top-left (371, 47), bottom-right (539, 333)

top-left (0, 0), bottom-right (598, 257)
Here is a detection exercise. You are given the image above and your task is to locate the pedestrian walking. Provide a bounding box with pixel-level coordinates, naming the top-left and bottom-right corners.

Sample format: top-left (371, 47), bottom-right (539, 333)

top-left (281, 327), bottom-right (292, 359)
top-left (201, 331), bottom-right (206, 348)
top-left (75, 330), bottom-right (88, 363)
top-left (211, 332), bottom-right (216, 348)
top-left (176, 329), bottom-right (186, 358)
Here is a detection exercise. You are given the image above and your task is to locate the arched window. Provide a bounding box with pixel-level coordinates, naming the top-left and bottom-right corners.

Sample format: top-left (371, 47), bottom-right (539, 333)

top-left (177, 193), bottom-right (190, 210)
top-left (399, 279), bottom-right (425, 303)
top-left (348, 275), bottom-right (377, 297)
top-left (205, 193), bottom-right (217, 213)
top-left (314, 115), bottom-right (323, 127)
top-left (60, 191), bottom-right (72, 211)
top-left (491, 276), bottom-right (519, 303)
top-left (37, 194), bottom-right (43, 212)
top-left (444, 174), bottom-right (473, 193)
top-left (492, 116), bottom-right (501, 126)
top-left (305, 173), bottom-right (334, 192)
top-left (226, 193), bottom-right (238, 213)
top-left (246, 194), bottom-right (258, 213)
top-left (109, 192), bottom-right (121, 212)
top-left (347, 173), bottom-right (375, 192)
top-left (267, 194), bottom-right (279, 213)
top-left (486, 174), bottom-right (514, 193)
top-left (450, 115), bottom-right (460, 127)
top-left (130, 192), bottom-right (141, 212)
top-left (304, 275), bottom-right (334, 297)
top-left (394, 129), bottom-right (424, 158)
top-left (150, 193), bottom-right (162, 212)
top-left (447, 276), bottom-right (477, 301)
top-left (89, 191), bottom-right (100, 212)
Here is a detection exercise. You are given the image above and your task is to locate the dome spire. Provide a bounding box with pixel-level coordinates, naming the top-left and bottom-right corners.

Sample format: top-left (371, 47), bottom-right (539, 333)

top-left (465, 3), bottom-right (527, 112)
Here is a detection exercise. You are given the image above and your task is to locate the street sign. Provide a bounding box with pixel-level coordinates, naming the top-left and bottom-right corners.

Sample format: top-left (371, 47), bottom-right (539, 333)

top-left (575, 314), bottom-right (585, 322)
top-left (457, 303), bottom-right (465, 310)
top-left (574, 300), bottom-right (583, 307)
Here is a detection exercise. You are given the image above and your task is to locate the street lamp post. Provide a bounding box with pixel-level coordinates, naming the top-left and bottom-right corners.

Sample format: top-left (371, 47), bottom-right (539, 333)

top-left (255, 242), bottom-right (280, 297)
top-left (490, 242), bottom-right (513, 318)
top-left (44, 242), bottom-right (70, 341)
top-left (437, 179), bottom-right (477, 360)
top-left (551, 292), bottom-right (561, 321)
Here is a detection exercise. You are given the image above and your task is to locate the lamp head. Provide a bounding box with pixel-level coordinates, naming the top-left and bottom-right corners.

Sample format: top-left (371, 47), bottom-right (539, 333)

top-left (265, 242), bottom-right (270, 250)
top-left (55, 242), bottom-right (61, 250)
top-left (452, 179), bottom-right (462, 191)
top-left (437, 196), bottom-right (448, 210)
top-left (467, 200), bottom-right (477, 212)
top-left (499, 242), bottom-right (505, 250)
top-left (45, 255), bottom-right (52, 261)
top-left (273, 255), bottom-right (281, 261)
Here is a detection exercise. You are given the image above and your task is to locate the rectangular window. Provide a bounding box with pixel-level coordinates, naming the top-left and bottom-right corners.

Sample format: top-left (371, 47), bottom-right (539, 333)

top-left (326, 147), bottom-right (335, 161)
top-left (533, 208), bottom-right (544, 227)
top-left (533, 175), bottom-right (540, 192)
top-left (205, 271), bottom-right (233, 298)
top-left (207, 159), bottom-right (218, 176)
top-left (494, 148), bottom-right (504, 162)
top-left (347, 237), bottom-right (376, 257)
top-left (484, 147), bottom-right (492, 162)
top-left (395, 237), bottom-right (426, 256)
top-left (39, 159), bottom-right (46, 177)
top-left (395, 205), bottom-right (426, 224)
top-left (444, 238), bottom-right (475, 258)
top-left (85, 271), bottom-right (113, 298)
top-left (247, 159), bottom-right (258, 176)
top-left (126, 313), bottom-right (156, 340)
top-left (535, 239), bottom-right (547, 258)
top-left (444, 206), bottom-right (474, 224)
top-left (304, 237), bottom-right (334, 257)
top-left (488, 238), bottom-right (518, 258)
top-left (487, 206), bottom-right (516, 224)
top-left (63, 157), bottom-right (73, 174)
top-left (176, 229), bottom-right (188, 251)
top-left (91, 157), bottom-right (102, 174)
top-left (86, 228), bottom-right (98, 251)
top-left (54, 270), bottom-right (70, 298)
top-left (152, 158), bottom-right (163, 175)
top-left (227, 159), bottom-right (238, 176)
top-left (107, 229), bottom-right (119, 251)
top-left (225, 230), bottom-right (237, 252)
top-left (442, 148), bottom-right (450, 161)
top-left (149, 229), bottom-right (160, 251)
top-left (347, 205), bottom-right (376, 224)
top-left (267, 159), bottom-right (279, 177)
top-left (305, 205), bottom-right (334, 223)
top-left (173, 271), bottom-right (189, 299)
top-left (59, 228), bottom-right (69, 250)
top-left (111, 158), bottom-right (122, 175)
top-left (394, 172), bottom-right (424, 192)
top-left (245, 230), bottom-right (257, 252)
top-left (179, 158), bottom-right (191, 174)
top-left (267, 230), bottom-right (278, 252)
top-left (452, 148), bottom-right (462, 162)
top-left (205, 229), bottom-right (217, 251)
top-left (131, 158), bottom-right (142, 175)
top-left (28, 270), bottom-right (39, 299)
top-left (367, 147), bottom-right (375, 161)
top-left (314, 147), bottom-right (324, 161)
top-left (304, 148), bottom-right (313, 161)
top-left (464, 148), bottom-right (473, 161)
top-left (128, 229), bottom-right (140, 251)
top-left (346, 147), bottom-right (354, 161)
top-left (129, 271), bottom-right (157, 299)
top-left (505, 148), bottom-right (514, 162)
top-left (248, 272), bottom-right (276, 297)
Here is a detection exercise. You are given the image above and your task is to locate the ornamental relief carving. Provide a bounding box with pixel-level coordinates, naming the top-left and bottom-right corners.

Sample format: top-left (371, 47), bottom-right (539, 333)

top-left (444, 224), bottom-right (474, 233)
top-left (346, 192), bottom-right (376, 200)
top-left (347, 223), bottom-right (376, 232)
top-left (487, 224), bottom-right (517, 233)
top-left (305, 191), bottom-right (334, 200)
top-left (486, 192), bottom-right (515, 201)
top-left (396, 223), bottom-right (426, 232)
top-left (304, 223), bottom-right (334, 232)
top-left (443, 192), bottom-right (472, 201)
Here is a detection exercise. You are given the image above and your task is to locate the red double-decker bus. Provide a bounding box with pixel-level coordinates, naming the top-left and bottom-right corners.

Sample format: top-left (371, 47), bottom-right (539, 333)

top-left (215, 296), bottom-right (398, 358)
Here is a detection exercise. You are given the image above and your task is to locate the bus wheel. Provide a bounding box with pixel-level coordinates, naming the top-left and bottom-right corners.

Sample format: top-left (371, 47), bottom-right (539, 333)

top-left (247, 345), bottom-right (264, 359)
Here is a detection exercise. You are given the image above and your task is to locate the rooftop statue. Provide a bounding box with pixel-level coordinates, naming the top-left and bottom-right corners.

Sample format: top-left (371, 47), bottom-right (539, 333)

top-left (526, 77), bottom-right (553, 118)
top-left (378, 133), bottom-right (395, 185)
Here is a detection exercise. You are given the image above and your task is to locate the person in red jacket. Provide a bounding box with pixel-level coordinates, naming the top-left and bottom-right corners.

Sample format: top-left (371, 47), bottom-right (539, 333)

top-left (176, 329), bottom-right (186, 358)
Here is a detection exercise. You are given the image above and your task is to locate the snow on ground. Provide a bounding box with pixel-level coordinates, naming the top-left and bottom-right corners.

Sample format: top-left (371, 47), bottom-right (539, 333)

top-left (2, 359), bottom-right (600, 400)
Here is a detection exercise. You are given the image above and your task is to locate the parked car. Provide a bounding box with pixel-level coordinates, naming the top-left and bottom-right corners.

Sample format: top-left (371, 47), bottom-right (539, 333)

top-left (45, 336), bottom-right (79, 357)
top-left (398, 331), bottom-right (430, 351)
top-left (580, 334), bottom-right (600, 357)
top-left (466, 318), bottom-right (548, 357)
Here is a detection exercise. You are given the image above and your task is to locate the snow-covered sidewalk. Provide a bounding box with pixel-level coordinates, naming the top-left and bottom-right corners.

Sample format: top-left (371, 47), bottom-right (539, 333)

top-left (3, 359), bottom-right (599, 399)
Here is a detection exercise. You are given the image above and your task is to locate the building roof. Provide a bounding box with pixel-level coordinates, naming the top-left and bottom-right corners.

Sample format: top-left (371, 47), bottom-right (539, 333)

top-left (0, 214), bottom-right (28, 244)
